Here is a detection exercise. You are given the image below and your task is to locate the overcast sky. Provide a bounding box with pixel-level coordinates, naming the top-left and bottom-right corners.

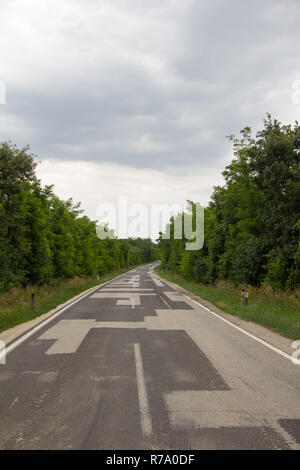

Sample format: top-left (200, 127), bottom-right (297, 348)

top-left (1, 0), bottom-right (300, 229)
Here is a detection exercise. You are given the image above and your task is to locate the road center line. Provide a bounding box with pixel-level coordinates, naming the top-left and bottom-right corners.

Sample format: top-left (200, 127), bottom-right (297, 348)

top-left (133, 343), bottom-right (153, 437)
top-left (159, 294), bottom-right (171, 309)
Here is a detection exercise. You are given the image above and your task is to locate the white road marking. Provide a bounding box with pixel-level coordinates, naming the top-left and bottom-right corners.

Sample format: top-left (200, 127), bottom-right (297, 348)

top-left (185, 295), bottom-right (300, 365)
top-left (159, 295), bottom-right (172, 309)
top-left (133, 343), bottom-right (153, 437)
top-left (9, 397), bottom-right (19, 409)
top-left (154, 272), bottom-right (300, 365)
top-left (0, 276), bottom-right (124, 363)
top-left (146, 305), bottom-right (300, 448)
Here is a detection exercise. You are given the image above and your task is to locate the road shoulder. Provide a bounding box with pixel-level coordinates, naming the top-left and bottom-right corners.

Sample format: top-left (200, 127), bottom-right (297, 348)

top-left (0, 284), bottom-right (101, 347)
top-left (157, 274), bottom-right (294, 357)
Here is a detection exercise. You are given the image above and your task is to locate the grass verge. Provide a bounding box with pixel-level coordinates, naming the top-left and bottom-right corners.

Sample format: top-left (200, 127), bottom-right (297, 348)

top-left (0, 267), bottom-right (135, 333)
top-left (155, 267), bottom-right (300, 340)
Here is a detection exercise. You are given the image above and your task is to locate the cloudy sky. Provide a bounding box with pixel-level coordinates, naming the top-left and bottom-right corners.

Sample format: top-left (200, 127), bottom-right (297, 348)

top-left (1, 0), bottom-right (300, 231)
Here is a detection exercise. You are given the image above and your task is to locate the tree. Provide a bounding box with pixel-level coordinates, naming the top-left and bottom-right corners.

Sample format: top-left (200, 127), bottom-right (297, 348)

top-left (159, 116), bottom-right (300, 290)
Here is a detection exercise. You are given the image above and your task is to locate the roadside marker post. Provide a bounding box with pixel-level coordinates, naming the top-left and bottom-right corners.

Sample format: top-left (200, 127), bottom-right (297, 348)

top-left (241, 289), bottom-right (248, 307)
top-left (31, 293), bottom-right (35, 310)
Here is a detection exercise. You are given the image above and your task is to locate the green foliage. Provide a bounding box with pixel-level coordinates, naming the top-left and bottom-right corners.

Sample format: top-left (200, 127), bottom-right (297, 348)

top-left (158, 116), bottom-right (300, 290)
top-left (0, 142), bottom-right (159, 293)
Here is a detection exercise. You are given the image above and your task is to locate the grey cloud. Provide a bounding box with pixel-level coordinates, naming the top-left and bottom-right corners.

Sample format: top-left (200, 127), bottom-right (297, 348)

top-left (1, 0), bottom-right (300, 171)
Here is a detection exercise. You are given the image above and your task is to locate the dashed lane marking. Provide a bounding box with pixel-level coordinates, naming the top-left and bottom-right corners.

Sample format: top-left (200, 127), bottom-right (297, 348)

top-left (134, 343), bottom-right (153, 437)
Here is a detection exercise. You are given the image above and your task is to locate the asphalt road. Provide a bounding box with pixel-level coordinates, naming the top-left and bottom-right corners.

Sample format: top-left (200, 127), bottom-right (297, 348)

top-left (0, 263), bottom-right (300, 450)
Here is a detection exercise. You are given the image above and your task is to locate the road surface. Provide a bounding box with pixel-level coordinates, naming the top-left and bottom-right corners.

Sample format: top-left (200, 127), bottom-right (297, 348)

top-left (0, 263), bottom-right (300, 449)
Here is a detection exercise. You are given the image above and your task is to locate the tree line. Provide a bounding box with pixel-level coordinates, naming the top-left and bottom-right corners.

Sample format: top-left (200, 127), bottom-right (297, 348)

top-left (0, 142), bottom-right (158, 293)
top-left (159, 116), bottom-right (300, 290)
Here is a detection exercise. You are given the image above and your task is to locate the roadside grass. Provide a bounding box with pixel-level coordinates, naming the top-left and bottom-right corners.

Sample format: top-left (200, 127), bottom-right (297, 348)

top-left (155, 267), bottom-right (300, 340)
top-left (0, 267), bottom-right (135, 334)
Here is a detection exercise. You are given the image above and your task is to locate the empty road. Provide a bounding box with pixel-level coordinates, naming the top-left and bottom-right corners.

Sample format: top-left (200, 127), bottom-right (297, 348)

top-left (0, 263), bottom-right (300, 450)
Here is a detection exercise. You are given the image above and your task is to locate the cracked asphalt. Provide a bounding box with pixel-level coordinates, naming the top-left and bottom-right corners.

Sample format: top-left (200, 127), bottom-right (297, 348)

top-left (0, 263), bottom-right (299, 450)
